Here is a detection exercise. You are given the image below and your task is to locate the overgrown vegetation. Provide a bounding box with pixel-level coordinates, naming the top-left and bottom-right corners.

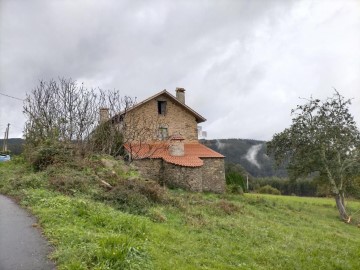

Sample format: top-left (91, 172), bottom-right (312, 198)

top-left (22, 78), bottom-right (140, 163)
top-left (225, 162), bottom-right (247, 193)
top-left (1, 159), bottom-right (360, 269)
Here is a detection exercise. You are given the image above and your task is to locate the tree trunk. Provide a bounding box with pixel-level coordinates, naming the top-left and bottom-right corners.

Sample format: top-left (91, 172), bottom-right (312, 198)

top-left (340, 191), bottom-right (345, 206)
top-left (334, 193), bottom-right (350, 222)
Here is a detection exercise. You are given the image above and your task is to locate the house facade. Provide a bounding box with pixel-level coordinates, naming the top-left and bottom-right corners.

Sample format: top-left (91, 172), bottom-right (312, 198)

top-left (106, 88), bottom-right (225, 193)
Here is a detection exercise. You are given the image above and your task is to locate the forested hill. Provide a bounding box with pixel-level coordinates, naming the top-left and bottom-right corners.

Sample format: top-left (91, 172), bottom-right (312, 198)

top-left (201, 139), bottom-right (287, 177)
top-left (0, 138), bottom-right (24, 155)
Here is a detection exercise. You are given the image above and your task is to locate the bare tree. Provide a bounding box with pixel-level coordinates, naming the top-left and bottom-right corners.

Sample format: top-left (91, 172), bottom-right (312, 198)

top-left (24, 78), bottom-right (99, 156)
top-left (23, 78), bottom-right (168, 161)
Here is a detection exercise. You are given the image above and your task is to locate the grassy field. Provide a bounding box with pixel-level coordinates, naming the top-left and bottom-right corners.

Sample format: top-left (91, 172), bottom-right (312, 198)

top-left (1, 159), bottom-right (360, 270)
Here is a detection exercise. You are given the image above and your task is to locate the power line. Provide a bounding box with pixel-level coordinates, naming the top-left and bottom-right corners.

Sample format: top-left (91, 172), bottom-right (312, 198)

top-left (0, 92), bottom-right (24, 101)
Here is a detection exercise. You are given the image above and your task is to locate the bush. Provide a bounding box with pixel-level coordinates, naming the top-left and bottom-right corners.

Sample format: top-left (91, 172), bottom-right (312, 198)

top-left (225, 162), bottom-right (247, 192)
top-left (249, 177), bottom-right (317, 197)
top-left (216, 200), bottom-right (241, 215)
top-left (227, 184), bottom-right (244, 194)
top-left (27, 143), bottom-right (73, 171)
top-left (99, 178), bottom-right (167, 214)
top-left (0, 172), bottom-right (48, 195)
top-left (48, 167), bottom-right (99, 196)
top-left (257, 185), bottom-right (281, 195)
top-left (90, 122), bottom-right (124, 156)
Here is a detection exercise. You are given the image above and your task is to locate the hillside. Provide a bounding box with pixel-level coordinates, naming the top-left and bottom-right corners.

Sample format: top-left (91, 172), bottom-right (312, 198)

top-left (1, 159), bottom-right (359, 270)
top-left (0, 138), bottom-right (24, 155)
top-left (201, 139), bottom-right (287, 177)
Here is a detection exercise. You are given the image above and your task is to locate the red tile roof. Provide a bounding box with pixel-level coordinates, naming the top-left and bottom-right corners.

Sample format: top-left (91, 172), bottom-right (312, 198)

top-left (124, 143), bottom-right (224, 167)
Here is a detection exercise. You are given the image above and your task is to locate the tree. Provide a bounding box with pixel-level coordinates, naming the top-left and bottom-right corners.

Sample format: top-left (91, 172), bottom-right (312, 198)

top-left (225, 162), bottom-right (248, 193)
top-left (267, 91), bottom-right (360, 222)
top-left (23, 78), bottom-right (99, 150)
top-left (23, 78), bottom-right (170, 164)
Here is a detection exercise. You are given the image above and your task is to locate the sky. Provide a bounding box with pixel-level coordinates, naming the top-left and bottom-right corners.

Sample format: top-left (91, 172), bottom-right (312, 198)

top-left (0, 0), bottom-right (359, 141)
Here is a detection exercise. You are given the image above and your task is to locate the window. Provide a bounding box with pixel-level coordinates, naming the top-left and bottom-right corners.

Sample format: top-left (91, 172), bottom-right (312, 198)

top-left (158, 127), bottom-right (168, 140)
top-left (157, 101), bottom-right (166, 115)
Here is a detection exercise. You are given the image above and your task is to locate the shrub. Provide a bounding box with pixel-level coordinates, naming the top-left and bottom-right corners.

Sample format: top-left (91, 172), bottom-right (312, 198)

top-left (47, 167), bottom-right (99, 196)
top-left (216, 200), bottom-right (241, 215)
top-left (9, 173), bottom-right (48, 190)
top-left (257, 185), bottom-right (281, 195)
top-left (148, 208), bottom-right (167, 223)
top-left (99, 178), bottom-right (167, 214)
top-left (227, 184), bottom-right (244, 194)
top-left (27, 143), bottom-right (73, 171)
top-left (249, 177), bottom-right (317, 197)
top-left (90, 122), bottom-right (124, 156)
top-left (225, 163), bottom-right (247, 192)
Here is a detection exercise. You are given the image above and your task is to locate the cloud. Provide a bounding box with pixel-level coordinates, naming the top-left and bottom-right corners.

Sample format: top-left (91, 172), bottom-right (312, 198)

top-left (245, 144), bottom-right (263, 168)
top-left (0, 0), bottom-right (359, 140)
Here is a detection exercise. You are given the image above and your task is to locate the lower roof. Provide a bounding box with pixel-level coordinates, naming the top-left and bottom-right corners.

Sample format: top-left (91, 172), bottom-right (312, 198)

top-left (124, 143), bottom-right (224, 167)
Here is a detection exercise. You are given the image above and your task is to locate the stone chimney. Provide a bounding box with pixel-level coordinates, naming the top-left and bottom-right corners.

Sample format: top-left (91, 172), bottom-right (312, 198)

top-left (169, 134), bottom-right (185, 157)
top-left (175, 87), bottom-right (185, 104)
top-left (99, 108), bottom-right (109, 124)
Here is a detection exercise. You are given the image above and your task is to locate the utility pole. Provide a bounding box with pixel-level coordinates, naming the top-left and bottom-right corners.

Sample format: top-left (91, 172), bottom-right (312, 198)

top-left (2, 131), bottom-right (5, 152)
top-left (246, 173), bottom-right (249, 192)
top-left (3, 123), bottom-right (10, 152)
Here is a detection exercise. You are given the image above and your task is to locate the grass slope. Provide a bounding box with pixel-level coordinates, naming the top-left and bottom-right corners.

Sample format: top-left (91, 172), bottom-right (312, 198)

top-left (1, 160), bottom-right (359, 270)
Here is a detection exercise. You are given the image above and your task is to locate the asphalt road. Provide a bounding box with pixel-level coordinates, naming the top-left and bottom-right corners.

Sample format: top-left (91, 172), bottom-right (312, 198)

top-left (0, 195), bottom-right (56, 270)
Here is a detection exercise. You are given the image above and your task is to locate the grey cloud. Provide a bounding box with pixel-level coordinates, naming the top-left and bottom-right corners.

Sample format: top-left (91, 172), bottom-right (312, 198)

top-left (0, 0), bottom-right (359, 139)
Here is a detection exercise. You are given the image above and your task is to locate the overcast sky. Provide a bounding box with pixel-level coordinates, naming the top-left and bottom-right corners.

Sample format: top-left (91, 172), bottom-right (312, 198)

top-left (1, 0), bottom-right (359, 140)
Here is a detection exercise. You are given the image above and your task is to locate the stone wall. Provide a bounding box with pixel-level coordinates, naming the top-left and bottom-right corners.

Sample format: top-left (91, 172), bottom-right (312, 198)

top-left (162, 162), bottom-right (203, 192)
top-left (122, 94), bottom-right (198, 143)
top-left (132, 157), bottom-right (225, 193)
top-left (201, 158), bottom-right (226, 193)
top-left (132, 159), bottom-right (162, 181)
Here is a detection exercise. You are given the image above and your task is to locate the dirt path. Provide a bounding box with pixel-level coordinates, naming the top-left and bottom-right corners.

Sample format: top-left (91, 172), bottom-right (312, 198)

top-left (0, 195), bottom-right (56, 270)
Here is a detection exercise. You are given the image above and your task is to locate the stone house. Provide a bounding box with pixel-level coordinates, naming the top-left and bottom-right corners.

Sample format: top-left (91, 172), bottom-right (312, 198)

top-left (103, 88), bottom-right (225, 193)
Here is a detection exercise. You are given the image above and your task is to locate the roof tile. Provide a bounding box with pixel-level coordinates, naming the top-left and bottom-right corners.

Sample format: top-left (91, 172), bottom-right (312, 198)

top-left (124, 143), bottom-right (224, 167)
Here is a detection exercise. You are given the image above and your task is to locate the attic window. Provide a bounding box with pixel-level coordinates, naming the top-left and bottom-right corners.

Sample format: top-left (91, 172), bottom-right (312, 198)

top-left (157, 101), bottom-right (166, 115)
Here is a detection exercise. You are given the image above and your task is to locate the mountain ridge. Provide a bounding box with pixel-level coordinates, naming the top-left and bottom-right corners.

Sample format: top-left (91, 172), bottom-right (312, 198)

top-left (201, 138), bottom-right (287, 177)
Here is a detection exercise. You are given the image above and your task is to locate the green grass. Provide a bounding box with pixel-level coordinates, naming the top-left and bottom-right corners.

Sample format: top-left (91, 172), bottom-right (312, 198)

top-left (1, 160), bottom-right (360, 270)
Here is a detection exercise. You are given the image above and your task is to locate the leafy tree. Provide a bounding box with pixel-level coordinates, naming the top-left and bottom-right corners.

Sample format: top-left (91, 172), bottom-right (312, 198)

top-left (225, 162), bottom-right (248, 192)
top-left (267, 91), bottom-right (360, 222)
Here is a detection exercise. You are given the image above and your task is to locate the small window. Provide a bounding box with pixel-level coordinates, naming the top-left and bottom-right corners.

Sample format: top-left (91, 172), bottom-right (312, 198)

top-left (158, 127), bottom-right (168, 140)
top-left (157, 101), bottom-right (166, 115)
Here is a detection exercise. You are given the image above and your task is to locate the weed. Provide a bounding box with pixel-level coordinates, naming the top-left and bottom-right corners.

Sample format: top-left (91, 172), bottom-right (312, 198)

top-left (185, 212), bottom-right (208, 228)
top-left (227, 184), bottom-right (244, 194)
top-left (148, 208), bottom-right (167, 223)
top-left (215, 200), bottom-right (242, 215)
top-left (47, 166), bottom-right (99, 196)
top-left (99, 178), bottom-right (167, 215)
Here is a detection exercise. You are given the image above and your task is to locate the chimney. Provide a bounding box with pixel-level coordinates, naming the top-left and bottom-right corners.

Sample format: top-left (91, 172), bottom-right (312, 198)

top-left (175, 87), bottom-right (185, 104)
top-left (99, 108), bottom-right (109, 123)
top-left (169, 134), bottom-right (185, 157)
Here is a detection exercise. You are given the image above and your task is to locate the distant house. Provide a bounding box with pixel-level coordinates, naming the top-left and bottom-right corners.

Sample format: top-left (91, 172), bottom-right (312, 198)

top-left (101, 88), bottom-right (225, 193)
